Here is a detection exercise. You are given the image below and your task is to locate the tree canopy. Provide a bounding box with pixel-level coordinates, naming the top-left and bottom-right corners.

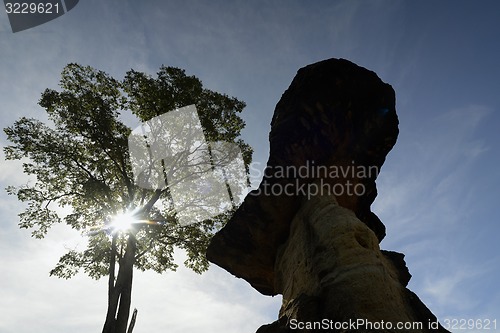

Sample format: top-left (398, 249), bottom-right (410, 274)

top-left (4, 63), bottom-right (252, 332)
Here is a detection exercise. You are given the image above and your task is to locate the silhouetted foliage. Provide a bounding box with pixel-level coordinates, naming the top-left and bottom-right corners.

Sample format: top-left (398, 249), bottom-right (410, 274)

top-left (4, 63), bottom-right (252, 333)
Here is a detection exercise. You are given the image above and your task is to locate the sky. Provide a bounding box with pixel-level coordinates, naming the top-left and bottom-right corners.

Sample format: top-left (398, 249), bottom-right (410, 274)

top-left (1, 1), bottom-right (499, 332)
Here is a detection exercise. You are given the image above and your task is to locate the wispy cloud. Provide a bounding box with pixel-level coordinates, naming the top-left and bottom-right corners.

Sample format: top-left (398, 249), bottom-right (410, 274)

top-left (373, 104), bottom-right (496, 322)
top-left (421, 263), bottom-right (491, 313)
top-left (374, 104), bottom-right (492, 241)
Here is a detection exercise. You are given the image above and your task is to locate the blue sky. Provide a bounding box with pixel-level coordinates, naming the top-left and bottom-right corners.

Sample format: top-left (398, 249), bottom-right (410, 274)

top-left (1, 1), bottom-right (499, 332)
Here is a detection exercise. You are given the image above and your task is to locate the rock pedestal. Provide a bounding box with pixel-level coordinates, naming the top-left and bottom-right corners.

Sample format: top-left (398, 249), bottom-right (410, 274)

top-left (258, 189), bottom-right (447, 332)
top-left (206, 58), bottom-right (449, 332)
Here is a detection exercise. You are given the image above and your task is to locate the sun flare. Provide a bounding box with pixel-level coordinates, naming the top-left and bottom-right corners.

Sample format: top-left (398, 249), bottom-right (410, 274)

top-left (109, 212), bottom-right (137, 233)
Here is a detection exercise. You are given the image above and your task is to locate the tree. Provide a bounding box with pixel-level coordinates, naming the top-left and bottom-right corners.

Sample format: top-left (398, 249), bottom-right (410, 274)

top-left (3, 63), bottom-right (252, 333)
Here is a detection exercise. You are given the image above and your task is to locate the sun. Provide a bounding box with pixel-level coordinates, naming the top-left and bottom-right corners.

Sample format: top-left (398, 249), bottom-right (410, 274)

top-left (109, 212), bottom-right (137, 233)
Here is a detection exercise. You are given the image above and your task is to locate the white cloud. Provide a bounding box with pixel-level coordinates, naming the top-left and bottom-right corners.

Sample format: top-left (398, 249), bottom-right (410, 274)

top-left (0, 220), bottom-right (280, 333)
top-left (130, 264), bottom-right (281, 333)
top-left (0, 147), bottom-right (35, 186)
top-left (375, 104), bottom-right (492, 238)
top-left (372, 104), bottom-right (496, 325)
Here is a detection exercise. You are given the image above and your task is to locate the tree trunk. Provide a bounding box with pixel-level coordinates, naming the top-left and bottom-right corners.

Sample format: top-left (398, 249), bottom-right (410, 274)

top-left (102, 233), bottom-right (136, 333)
top-left (127, 309), bottom-right (138, 333)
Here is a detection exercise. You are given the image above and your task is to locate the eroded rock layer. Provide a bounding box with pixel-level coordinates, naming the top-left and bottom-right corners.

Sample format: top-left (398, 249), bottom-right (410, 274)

top-left (207, 58), bottom-right (398, 295)
top-left (206, 58), bottom-right (449, 332)
top-left (256, 191), bottom-right (448, 332)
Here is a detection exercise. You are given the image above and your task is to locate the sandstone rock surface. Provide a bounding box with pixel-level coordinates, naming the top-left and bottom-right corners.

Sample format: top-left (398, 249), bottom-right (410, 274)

top-left (206, 58), bottom-right (449, 332)
top-left (258, 190), bottom-right (448, 332)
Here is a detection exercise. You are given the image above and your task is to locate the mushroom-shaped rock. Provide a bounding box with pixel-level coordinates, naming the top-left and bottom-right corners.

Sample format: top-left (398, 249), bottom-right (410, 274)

top-left (207, 58), bottom-right (398, 295)
top-left (206, 58), bottom-right (449, 332)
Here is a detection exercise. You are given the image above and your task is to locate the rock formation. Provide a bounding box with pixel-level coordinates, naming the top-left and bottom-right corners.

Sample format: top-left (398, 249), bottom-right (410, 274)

top-left (206, 58), bottom-right (449, 332)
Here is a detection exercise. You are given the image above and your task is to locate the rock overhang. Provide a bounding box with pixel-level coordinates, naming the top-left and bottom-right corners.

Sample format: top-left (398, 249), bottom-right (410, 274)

top-left (206, 58), bottom-right (399, 296)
